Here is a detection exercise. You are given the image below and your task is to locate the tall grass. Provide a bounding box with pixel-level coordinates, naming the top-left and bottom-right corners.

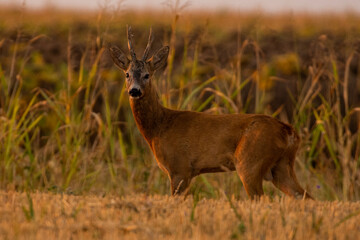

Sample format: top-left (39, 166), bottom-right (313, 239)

top-left (0, 6), bottom-right (359, 200)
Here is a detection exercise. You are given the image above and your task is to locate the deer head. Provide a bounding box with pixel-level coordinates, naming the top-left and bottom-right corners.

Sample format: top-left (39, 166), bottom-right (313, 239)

top-left (109, 26), bottom-right (169, 99)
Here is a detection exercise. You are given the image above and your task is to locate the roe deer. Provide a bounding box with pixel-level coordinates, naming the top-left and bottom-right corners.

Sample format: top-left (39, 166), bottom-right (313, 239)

top-left (109, 26), bottom-right (313, 200)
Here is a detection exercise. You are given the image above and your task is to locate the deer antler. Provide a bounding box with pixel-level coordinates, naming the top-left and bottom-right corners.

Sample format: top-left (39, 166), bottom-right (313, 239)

top-left (127, 25), bottom-right (137, 62)
top-left (142, 27), bottom-right (154, 61)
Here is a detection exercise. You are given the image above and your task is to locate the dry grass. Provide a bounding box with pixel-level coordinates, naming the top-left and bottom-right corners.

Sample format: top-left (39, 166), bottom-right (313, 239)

top-left (1, 191), bottom-right (360, 239)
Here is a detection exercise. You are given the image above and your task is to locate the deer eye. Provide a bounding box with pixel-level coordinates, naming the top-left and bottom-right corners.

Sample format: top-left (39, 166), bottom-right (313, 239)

top-left (125, 72), bottom-right (130, 78)
top-left (144, 73), bottom-right (150, 79)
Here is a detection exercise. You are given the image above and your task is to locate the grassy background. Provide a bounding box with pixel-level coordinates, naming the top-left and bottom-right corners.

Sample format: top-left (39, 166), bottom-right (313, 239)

top-left (0, 4), bottom-right (359, 201)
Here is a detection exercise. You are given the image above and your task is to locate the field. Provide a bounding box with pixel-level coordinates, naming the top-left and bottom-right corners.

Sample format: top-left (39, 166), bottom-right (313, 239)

top-left (1, 191), bottom-right (360, 239)
top-left (0, 1), bottom-right (360, 239)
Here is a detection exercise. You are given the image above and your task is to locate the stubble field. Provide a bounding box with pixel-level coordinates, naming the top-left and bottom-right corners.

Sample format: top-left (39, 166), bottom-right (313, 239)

top-left (1, 191), bottom-right (360, 240)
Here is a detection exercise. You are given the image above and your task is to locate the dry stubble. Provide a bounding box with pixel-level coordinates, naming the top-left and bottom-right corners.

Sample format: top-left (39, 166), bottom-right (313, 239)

top-left (0, 191), bottom-right (360, 239)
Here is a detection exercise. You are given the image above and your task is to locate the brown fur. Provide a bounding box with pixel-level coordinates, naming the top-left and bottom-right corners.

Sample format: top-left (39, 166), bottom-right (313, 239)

top-left (109, 27), bottom-right (312, 200)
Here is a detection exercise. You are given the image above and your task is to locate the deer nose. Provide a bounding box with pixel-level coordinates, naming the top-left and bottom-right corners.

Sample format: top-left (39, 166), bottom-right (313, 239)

top-left (129, 88), bottom-right (142, 98)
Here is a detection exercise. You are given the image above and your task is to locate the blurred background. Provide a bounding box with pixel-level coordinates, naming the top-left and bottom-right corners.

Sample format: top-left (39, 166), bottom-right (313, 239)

top-left (0, 0), bottom-right (359, 201)
top-left (1, 0), bottom-right (359, 12)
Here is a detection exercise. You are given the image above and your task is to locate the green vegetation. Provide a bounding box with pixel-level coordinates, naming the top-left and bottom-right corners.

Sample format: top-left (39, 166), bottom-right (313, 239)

top-left (0, 6), bottom-right (359, 200)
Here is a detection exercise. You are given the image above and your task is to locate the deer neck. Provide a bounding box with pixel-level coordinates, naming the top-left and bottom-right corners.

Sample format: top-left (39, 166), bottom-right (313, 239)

top-left (129, 85), bottom-right (166, 143)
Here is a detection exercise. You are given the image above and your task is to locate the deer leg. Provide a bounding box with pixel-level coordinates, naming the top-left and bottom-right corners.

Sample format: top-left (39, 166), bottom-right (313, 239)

top-left (234, 131), bottom-right (283, 200)
top-left (170, 174), bottom-right (192, 196)
top-left (272, 158), bottom-right (313, 199)
top-left (235, 158), bottom-right (264, 199)
top-left (238, 173), bottom-right (264, 200)
top-left (235, 153), bottom-right (275, 199)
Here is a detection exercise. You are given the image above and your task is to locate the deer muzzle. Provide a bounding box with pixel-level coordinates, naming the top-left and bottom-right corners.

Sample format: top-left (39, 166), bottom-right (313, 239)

top-left (129, 88), bottom-right (142, 98)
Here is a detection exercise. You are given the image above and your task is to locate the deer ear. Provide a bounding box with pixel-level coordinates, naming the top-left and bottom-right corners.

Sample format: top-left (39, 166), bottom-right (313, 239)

top-left (149, 46), bottom-right (169, 72)
top-left (109, 46), bottom-right (130, 70)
